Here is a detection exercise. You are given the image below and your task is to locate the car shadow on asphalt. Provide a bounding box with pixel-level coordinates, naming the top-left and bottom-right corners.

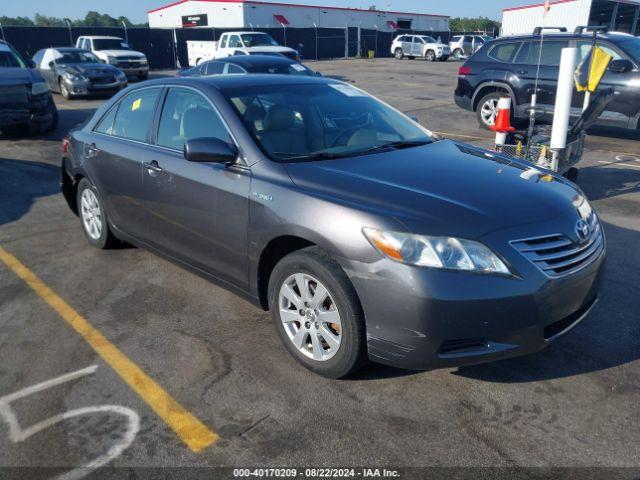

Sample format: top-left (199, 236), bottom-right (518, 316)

top-left (578, 164), bottom-right (640, 201)
top-left (0, 158), bottom-right (60, 226)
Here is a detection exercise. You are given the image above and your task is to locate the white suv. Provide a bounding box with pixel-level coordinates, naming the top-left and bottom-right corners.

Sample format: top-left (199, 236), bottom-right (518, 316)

top-left (76, 36), bottom-right (149, 80)
top-left (390, 35), bottom-right (451, 62)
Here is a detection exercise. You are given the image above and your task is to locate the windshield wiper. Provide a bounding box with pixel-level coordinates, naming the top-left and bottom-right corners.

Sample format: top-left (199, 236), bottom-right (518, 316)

top-left (356, 139), bottom-right (433, 155)
top-left (274, 151), bottom-right (351, 161)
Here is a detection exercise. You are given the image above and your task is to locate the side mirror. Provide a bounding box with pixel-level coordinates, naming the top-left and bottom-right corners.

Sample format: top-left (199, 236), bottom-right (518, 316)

top-left (27, 59), bottom-right (36, 68)
top-left (184, 137), bottom-right (238, 164)
top-left (48, 61), bottom-right (55, 68)
top-left (315, 71), bottom-right (323, 77)
top-left (608, 59), bottom-right (633, 73)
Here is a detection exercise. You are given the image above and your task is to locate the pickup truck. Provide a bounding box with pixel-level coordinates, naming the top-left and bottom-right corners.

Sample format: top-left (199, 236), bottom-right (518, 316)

top-left (75, 36), bottom-right (149, 80)
top-left (187, 31), bottom-right (299, 66)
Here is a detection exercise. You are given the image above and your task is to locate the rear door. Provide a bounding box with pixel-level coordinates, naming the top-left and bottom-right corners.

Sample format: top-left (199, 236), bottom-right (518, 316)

top-left (88, 87), bottom-right (162, 239)
top-left (141, 86), bottom-right (251, 287)
top-left (402, 36), bottom-right (413, 55)
top-left (515, 39), bottom-right (569, 119)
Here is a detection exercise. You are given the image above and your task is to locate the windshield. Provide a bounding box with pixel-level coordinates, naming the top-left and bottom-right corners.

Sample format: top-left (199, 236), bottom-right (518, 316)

top-left (56, 51), bottom-right (101, 64)
top-left (420, 36), bottom-right (437, 44)
top-left (241, 34), bottom-right (278, 47)
top-left (618, 37), bottom-right (640, 62)
top-left (247, 63), bottom-right (314, 76)
top-left (223, 83), bottom-right (433, 162)
top-left (93, 39), bottom-right (129, 51)
top-left (0, 44), bottom-right (27, 68)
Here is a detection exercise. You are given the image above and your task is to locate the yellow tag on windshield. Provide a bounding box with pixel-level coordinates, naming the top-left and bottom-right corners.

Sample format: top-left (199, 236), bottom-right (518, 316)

top-left (132, 98), bottom-right (141, 111)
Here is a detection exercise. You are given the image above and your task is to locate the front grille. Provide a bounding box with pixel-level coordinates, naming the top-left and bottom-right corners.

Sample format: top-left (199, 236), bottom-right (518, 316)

top-left (89, 76), bottom-right (116, 85)
top-left (0, 85), bottom-right (28, 108)
top-left (544, 296), bottom-right (597, 340)
top-left (511, 212), bottom-right (603, 278)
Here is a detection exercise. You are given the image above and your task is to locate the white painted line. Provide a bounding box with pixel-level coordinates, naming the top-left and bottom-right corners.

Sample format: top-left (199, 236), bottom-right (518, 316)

top-left (597, 160), bottom-right (640, 169)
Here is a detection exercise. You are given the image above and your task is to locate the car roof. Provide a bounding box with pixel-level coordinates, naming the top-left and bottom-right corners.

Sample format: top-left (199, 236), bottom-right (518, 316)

top-left (495, 32), bottom-right (633, 42)
top-left (224, 31), bottom-right (266, 35)
top-left (140, 74), bottom-right (333, 91)
top-left (80, 36), bottom-right (124, 40)
top-left (51, 47), bottom-right (87, 52)
top-left (210, 55), bottom-right (296, 67)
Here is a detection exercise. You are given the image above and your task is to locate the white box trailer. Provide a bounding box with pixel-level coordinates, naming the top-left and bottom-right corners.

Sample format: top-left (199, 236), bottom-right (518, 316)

top-left (501, 0), bottom-right (640, 36)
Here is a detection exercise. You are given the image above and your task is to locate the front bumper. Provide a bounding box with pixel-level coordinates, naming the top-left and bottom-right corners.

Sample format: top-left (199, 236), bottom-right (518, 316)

top-left (339, 231), bottom-right (605, 370)
top-left (0, 94), bottom-right (57, 132)
top-left (62, 78), bottom-right (127, 97)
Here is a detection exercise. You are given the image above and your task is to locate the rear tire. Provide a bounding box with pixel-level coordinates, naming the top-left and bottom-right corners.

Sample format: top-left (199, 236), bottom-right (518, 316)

top-left (394, 48), bottom-right (404, 60)
top-left (476, 91), bottom-right (510, 130)
top-left (268, 247), bottom-right (368, 379)
top-left (137, 73), bottom-right (148, 81)
top-left (76, 178), bottom-right (118, 249)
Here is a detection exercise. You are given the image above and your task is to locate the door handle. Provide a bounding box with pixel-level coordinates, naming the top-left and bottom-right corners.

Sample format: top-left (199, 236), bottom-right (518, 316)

top-left (143, 160), bottom-right (163, 173)
top-left (517, 70), bottom-right (528, 75)
top-left (84, 143), bottom-right (100, 158)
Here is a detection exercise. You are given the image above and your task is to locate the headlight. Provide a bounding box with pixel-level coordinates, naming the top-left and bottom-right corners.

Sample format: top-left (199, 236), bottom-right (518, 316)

top-left (63, 72), bottom-right (86, 82)
top-left (116, 70), bottom-right (127, 79)
top-left (140, 57), bottom-right (148, 65)
top-left (362, 228), bottom-right (510, 274)
top-left (31, 82), bottom-right (50, 95)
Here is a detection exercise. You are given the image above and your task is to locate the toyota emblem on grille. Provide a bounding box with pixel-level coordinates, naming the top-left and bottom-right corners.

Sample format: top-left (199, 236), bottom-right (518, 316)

top-left (576, 219), bottom-right (590, 241)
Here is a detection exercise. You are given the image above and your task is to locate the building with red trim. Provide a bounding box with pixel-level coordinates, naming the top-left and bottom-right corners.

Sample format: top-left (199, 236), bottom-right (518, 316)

top-left (501, 0), bottom-right (639, 36)
top-left (148, 0), bottom-right (449, 31)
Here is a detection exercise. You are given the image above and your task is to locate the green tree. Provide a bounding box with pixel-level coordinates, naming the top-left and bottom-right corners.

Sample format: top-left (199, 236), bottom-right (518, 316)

top-left (450, 17), bottom-right (501, 34)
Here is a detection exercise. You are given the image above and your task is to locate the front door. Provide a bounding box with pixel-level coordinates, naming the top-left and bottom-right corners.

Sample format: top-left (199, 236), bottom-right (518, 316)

top-left (141, 87), bottom-right (251, 288)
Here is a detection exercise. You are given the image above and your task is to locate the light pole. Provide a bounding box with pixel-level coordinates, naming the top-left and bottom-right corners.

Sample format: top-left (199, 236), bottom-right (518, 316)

top-left (0, 21), bottom-right (5, 41)
top-left (122, 20), bottom-right (128, 45)
top-left (65, 19), bottom-right (73, 47)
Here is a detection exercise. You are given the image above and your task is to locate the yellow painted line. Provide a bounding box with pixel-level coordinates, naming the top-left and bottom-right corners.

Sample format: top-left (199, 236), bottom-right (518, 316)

top-left (0, 246), bottom-right (218, 453)
top-left (433, 131), bottom-right (491, 141)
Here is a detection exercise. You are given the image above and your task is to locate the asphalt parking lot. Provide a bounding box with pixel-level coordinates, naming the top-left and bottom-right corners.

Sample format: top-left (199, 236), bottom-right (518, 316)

top-left (1, 58), bottom-right (639, 477)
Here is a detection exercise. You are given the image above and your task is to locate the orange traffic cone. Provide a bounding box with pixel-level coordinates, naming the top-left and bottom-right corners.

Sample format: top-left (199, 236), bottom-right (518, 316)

top-left (490, 97), bottom-right (515, 150)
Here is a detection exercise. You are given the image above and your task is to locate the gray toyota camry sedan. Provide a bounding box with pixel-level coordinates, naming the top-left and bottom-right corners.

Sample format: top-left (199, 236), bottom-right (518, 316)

top-left (61, 75), bottom-right (604, 378)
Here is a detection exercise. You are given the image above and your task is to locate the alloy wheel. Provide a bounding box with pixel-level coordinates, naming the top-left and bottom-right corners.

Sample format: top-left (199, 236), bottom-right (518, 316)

top-left (80, 189), bottom-right (103, 240)
top-left (278, 273), bottom-right (342, 362)
top-left (480, 98), bottom-right (499, 126)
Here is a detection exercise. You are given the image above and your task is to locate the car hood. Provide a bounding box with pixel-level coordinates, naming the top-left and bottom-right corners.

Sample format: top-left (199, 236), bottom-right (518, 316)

top-left (96, 50), bottom-right (145, 58)
top-left (426, 43), bottom-right (449, 49)
top-left (57, 63), bottom-right (120, 75)
top-left (285, 140), bottom-right (581, 239)
top-left (0, 67), bottom-right (41, 86)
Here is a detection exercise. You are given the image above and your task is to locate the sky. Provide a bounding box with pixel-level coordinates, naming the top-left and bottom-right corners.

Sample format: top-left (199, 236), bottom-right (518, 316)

top-left (1, 0), bottom-right (530, 23)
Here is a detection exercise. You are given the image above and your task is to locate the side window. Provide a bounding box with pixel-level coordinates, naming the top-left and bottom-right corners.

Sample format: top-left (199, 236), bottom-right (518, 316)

top-left (451, 36), bottom-right (461, 43)
top-left (229, 35), bottom-right (242, 48)
top-left (111, 88), bottom-right (161, 142)
top-left (156, 88), bottom-right (231, 151)
top-left (205, 62), bottom-right (225, 75)
top-left (220, 36), bottom-right (228, 48)
top-left (488, 42), bottom-right (522, 62)
top-left (95, 106), bottom-right (118, 135)
top-left (525, 41), bottom-right (569, 66)
top-left (226, 64), bottom-right (245, 75)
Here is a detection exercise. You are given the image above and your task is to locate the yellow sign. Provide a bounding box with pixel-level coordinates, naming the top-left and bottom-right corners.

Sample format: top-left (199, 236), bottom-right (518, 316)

top-left (574, 46), bottom-right (613, 93)
top-left (132, 98), bottom-right (142, 111)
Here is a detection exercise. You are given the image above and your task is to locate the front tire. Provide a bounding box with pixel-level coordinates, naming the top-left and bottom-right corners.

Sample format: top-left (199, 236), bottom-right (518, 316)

top-left (453, 48), bottom-right (464, 60)
top-left (394, 48), bottom-right (404, 60)
top-left (59, 79), bottom-right (71, 99)
top-left (268, 247), bottom-right (368, 379)
top-left (425, 50), bottom-right (436, 62)
top-left (77, 178), bottom-right (118, 249)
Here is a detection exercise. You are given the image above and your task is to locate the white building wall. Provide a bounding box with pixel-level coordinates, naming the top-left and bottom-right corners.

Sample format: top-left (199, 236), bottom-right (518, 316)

top-left (501, 0), bottom-right (592, 36)
top-left (149, 1), bottom-right (245, 28)
top-left (149, 0), bottom-right (448, 31)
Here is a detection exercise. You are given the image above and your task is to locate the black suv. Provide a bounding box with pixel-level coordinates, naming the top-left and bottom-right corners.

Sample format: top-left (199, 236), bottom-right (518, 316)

top-left (454, 30), bottom-right (640, 132)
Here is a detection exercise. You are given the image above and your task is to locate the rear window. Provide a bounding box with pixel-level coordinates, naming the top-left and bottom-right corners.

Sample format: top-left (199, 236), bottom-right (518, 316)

top-left (111, 88), bottom-right (161, 143)
top-left (488, 42), bottom-right (522, 62)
